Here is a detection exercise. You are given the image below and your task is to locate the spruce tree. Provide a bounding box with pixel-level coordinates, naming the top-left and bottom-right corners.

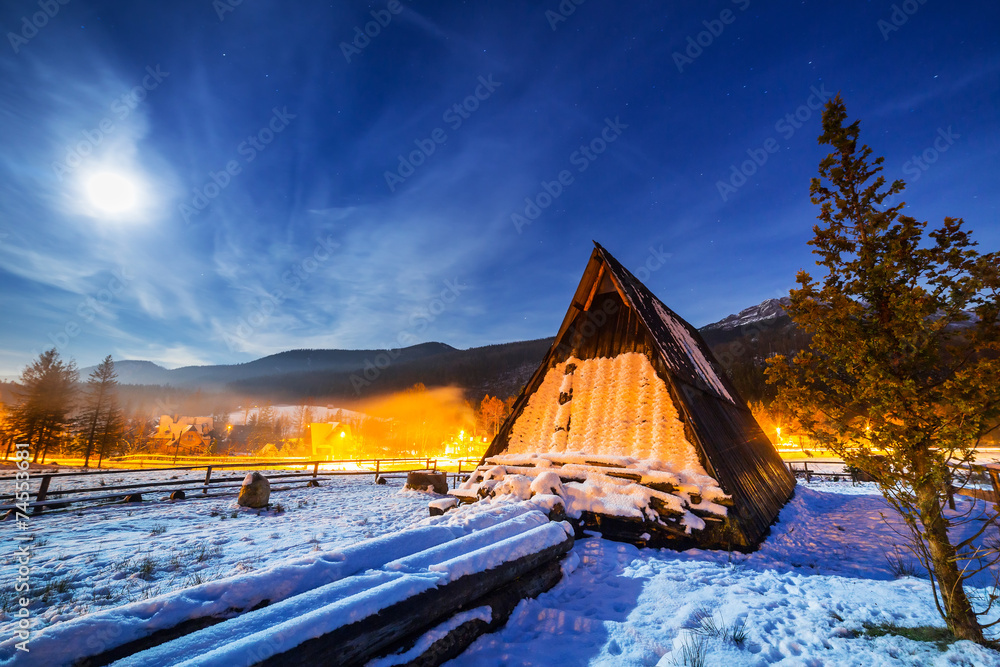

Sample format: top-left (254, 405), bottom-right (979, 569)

top-left (12, 349), bottom-right (78, 463)
top-left (77, 355), bottom-right (121, 467)
top-left (768, 95), bottom-right (1000, 643)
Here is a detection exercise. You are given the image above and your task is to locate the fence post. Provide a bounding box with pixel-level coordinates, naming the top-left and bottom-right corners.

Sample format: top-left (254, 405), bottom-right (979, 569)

top-left (375, 460), bottom-right (380, 483)
top-left (989, 469), bottom-right (1000, 511)
top-left (313, 462), bottom-right (319, 479)
top-left (35, 475), bottom-right (52, 512)
top-left (804, 462), bottom-right (811, 483)
top-left (455, 460), bottom-right (461, 489)
top-left (203, 466), bottom-right (213, 494)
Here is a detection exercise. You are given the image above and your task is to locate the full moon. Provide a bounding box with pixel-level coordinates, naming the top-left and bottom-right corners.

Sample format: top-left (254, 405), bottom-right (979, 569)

top-left (85, 171), bottom-right (139, 214)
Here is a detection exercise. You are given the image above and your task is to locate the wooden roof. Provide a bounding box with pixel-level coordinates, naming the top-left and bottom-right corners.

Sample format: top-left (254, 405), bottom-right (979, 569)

top-left (483, 242), bottom-right (795, 548)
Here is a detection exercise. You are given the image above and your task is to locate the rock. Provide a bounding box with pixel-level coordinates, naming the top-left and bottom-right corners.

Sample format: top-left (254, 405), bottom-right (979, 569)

top-left (306, 480), bottom-right (320, 488)
top-left (405, 471), bottom-right (448, 495)
top-left (238, 472), bottom-right (271, 508)
top-left (170, 490), bottom-right (186, 501)
top-left (123, 493), bottom-right (142, 503)
top-left (375, 476), bottom-right (387, 485)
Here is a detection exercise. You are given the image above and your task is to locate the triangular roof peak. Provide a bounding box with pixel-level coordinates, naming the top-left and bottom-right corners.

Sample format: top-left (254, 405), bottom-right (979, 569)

top-left (551, 242), bottom-right (739, 404)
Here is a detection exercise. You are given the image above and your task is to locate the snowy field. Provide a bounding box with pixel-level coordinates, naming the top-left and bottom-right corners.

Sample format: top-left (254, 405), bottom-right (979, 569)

top-left (2, 473), bottom-right (999, 666)
top-left (0, 472), bottom-right (432, 636)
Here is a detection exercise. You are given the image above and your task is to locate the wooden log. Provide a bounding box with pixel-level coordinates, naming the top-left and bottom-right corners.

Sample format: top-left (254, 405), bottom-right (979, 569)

top-left (406, 472), bottom-right (448, 495)
top-left (642, 481), bottom-right (677, 494)
top-left (374, 557), bottom-right (565, 667)
top-left (257, 530), bottom-right (574, 666)
top-left (648, 496), bottom-right (684, 520)
top-left (605, 471), bottom-right (643, 483)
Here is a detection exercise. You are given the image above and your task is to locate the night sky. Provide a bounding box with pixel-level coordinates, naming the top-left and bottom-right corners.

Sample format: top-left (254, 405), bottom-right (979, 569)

top-left (1, 0), bottom-right (997, 377)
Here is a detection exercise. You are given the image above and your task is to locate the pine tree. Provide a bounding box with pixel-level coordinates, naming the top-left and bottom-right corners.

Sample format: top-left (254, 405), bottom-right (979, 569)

top-left (77, 355), bottom-right (121, 467)
top-left (0, 401), bottom-right (15, 460)
top-left (767, 95), bottom-right (1000, 643)
top-left (95, 394), bottom-right (123, 467)
top-left (479, 395), bottom-right (505, 437)
top-left (12, 349), bottom-right (78, 463)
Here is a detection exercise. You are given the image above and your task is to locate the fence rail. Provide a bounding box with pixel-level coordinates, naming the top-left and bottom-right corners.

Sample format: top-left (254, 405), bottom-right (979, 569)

top-left (787, 460), bottom-right (1000, 506)
top-left (0, 456), bottom-right (481, 515)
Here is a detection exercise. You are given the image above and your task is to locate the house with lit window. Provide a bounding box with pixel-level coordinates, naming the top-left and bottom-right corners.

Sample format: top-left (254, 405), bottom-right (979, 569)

top-left (308, 422), bottom-right (353, 460)
top-left (151, 415), bottom-right (215, 455)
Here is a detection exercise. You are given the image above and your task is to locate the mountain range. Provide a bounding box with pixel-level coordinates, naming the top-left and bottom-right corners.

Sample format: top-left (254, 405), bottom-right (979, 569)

top-left (81, 298), bottom-right (799, 402)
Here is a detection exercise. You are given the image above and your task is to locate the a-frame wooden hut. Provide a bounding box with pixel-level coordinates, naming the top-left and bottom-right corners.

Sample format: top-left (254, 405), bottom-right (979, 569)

top-left (459, 242), bottom-right (795, 551)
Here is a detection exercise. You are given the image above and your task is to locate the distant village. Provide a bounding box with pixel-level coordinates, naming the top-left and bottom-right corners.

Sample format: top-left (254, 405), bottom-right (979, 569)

top-left (145, 398), bottom-right (504, 462)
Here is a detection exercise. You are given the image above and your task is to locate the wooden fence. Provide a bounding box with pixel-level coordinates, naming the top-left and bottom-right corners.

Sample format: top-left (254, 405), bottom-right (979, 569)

top-left (787, 460), bottom-right (1000, 506)
top-left (0, 456), bottom-right (480, 515)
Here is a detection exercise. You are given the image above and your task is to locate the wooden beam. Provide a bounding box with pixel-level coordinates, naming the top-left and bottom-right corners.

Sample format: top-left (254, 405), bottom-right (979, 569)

top-left (369, 558), bottom-right (565, 666)
top-left (258, 532), bottom-right (573, 666)
top-left (581, 263), bottom-right (606, 312)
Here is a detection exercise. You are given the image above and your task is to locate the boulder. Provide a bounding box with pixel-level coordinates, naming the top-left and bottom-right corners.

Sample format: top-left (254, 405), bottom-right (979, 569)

top-left (123, 493), bottom-right (142, 503)
top-left (238, 472), bottom-right (271, 508)
top-left (405, 471), bottom-right (448, 495)
top-left (375, 476), bottom-right (387, 485)
top-left (170, 490), bottom-right (186, 501)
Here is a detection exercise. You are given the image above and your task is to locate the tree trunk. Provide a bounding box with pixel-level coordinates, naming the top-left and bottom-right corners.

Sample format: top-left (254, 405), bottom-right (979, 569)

top-left (915, 479), bottom-right (985, 643)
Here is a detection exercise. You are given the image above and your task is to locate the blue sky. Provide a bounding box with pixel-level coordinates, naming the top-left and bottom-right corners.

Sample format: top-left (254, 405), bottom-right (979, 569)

top-left (0, 0), bottom-right (997, 377)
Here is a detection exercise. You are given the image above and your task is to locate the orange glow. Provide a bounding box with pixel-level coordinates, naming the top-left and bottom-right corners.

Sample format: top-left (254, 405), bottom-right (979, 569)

top-left (354, 386), bottom-right (478, 459)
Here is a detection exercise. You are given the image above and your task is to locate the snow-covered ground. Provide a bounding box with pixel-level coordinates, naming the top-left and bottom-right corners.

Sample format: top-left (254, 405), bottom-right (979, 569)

top-left (3, 474), bottom-right (999, 666)
top-left (0, 472), bottom-right (431, 637)
top-left (447, 481), bottom-right (1000, 667)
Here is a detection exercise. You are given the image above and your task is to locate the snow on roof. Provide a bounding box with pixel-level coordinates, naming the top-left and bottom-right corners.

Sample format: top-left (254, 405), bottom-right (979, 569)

top-left (653, 302), bottom-right (735, 404)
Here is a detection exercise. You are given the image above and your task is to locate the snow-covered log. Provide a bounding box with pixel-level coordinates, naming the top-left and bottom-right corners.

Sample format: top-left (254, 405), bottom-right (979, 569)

top-left (253, 522), bottom-right (574, 666)
top-left (31, 507), bottom-right (572, 667)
